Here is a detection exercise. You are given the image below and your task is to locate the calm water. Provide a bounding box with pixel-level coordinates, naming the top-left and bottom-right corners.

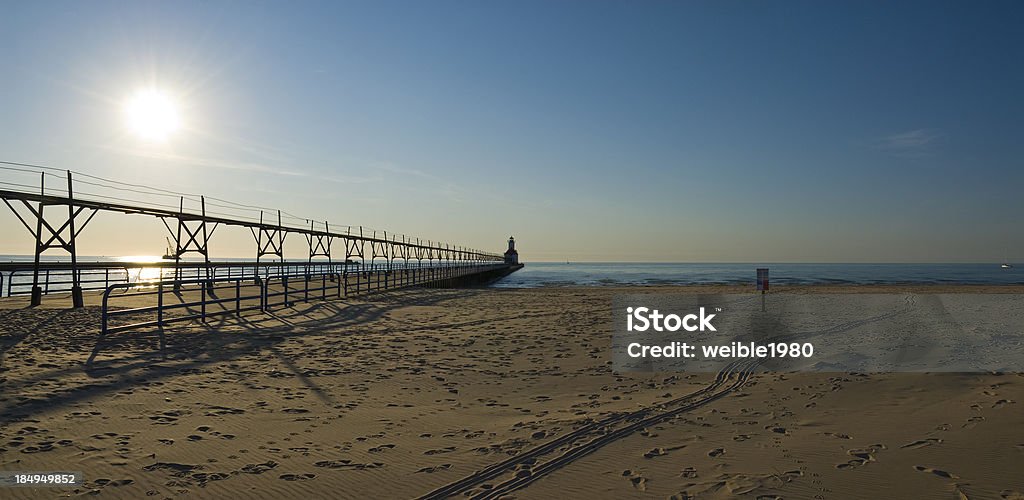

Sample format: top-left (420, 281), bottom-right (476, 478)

top-left (493, 262), bottom-right (1024, 287)
top-left (1, 257), bottom-right (1022, 291)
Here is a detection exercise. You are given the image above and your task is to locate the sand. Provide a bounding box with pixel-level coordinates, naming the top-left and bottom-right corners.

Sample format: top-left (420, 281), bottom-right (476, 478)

top-left (1, 285), bottom-right (1024, 499)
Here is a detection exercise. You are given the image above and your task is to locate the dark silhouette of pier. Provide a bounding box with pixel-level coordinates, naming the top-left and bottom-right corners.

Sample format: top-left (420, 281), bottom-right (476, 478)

top-left (0, 161), bottom-right (522, 309)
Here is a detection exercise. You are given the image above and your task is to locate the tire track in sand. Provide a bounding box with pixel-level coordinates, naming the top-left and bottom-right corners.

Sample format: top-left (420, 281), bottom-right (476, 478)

top-left (419, 304), bottom-right (911, 499)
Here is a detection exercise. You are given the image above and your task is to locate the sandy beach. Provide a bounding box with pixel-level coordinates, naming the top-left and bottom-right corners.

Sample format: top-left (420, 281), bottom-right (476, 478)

top-left (2, 285), bottom-right (1024, 499)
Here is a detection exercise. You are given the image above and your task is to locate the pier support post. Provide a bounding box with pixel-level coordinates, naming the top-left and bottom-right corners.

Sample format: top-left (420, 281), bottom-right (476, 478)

top-left (66, 172), bottom-right (84, 308)
top-left (347, 227), bottom-right (367, 295)
top-left (2, 171), bottom-right (97, 307)
top-left (251, 210), bottom-right (285, 281)
top-left (162, 196), bottom-right (218, 290)
top-left (306, 220), bottom-right (331, 275)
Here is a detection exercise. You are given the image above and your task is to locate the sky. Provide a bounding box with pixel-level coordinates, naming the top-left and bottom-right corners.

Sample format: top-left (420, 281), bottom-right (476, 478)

top-left (0, 1), bottom-right (1022, 262)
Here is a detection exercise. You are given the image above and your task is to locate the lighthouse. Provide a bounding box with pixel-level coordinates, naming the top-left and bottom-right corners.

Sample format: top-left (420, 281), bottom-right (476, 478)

top-left (504, 236), bottom-right (519, 265)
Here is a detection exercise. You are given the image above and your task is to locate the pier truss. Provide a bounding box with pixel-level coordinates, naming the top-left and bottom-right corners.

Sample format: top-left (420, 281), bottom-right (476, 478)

top-left (251, 210), bottom-right (286, 264)
top-left (0, 162), bottom-right (505, 307)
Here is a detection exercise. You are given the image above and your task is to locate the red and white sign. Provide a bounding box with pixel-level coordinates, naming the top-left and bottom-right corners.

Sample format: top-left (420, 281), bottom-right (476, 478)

top-left (757, 268), bottom-right (769, 291)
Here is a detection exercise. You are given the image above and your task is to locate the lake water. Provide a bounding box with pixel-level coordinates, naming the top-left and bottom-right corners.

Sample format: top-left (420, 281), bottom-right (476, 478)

top-left (493, 262), bottom-right (1023, 287)
top-left (1, 257), bottom-right (1021, 294)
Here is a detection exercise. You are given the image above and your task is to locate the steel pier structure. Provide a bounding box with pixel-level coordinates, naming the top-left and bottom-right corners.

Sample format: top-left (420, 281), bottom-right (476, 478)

top-left (0, 162), bottom-right (521, 309)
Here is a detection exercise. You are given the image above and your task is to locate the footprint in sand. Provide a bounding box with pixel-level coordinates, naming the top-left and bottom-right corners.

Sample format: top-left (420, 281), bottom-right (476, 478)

top-left (416, 464), bottom-right (453, 473)
top-left (187, 471), bottom-right (230, 486)
top-left (621, 470), bottom-right (647, 491)
top-left (913, 465), bottom-right (959, 479)
top-left (425, 446), bottom-right (456, 455)
top-left (901, 438), bottom-right (943, 449)
top-left (279, 473), bottom-right (316, 481)
top-left (1000, 490), bottom-right (1024, 499)
top-left (644, 448), bottom-right (668, 459)
top-left (837, 444), bottom-right (886, 469)
top-left (314, 460), bottom-right (383, 470)
top-left (20, 444), bottom-right (55, 454)
top-left (92, 478), bottom-right (134, 487)
top-left (963, 416), bottom-right (985, 429)
top-left (708, 448), bottom-right (725, 458)
top-left (240, 461), bottom-right (278, 474)
top-left (992, 399), bottom-right (1016, 409)
top-left (143, 462), bottom-right (202, 476)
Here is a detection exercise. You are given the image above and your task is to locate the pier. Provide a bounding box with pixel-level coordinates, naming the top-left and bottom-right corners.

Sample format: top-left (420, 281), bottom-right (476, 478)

top-left (0, 162), bottom-right (523, 335)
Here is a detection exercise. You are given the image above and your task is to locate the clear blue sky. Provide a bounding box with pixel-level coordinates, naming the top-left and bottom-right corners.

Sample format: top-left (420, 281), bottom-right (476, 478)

top-left (1, 1), bottom-right (1021, 262)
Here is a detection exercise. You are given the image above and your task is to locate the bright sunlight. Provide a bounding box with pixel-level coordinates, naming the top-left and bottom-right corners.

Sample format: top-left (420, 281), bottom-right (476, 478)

top-left (123, 88), bottom-right (181, 142)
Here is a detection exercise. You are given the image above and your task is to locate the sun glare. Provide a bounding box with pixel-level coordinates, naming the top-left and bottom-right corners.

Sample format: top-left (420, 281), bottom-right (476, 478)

top-left (123, 89), bottom-right (181, 142)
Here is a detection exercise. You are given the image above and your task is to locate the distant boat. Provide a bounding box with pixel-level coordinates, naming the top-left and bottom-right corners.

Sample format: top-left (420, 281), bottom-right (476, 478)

top-left (1002, 263), bottom-right (1013, 269)
top-left (162, 237), bottom-right (175, 260)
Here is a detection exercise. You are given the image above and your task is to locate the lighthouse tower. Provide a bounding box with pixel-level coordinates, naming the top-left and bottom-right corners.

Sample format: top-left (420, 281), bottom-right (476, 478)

top-left (504, 236), bottom-right (519, 265)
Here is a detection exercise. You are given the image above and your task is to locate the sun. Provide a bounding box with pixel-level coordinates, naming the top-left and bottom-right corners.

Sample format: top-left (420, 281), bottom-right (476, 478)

top-left (123, 89), bottom-right (181, 142)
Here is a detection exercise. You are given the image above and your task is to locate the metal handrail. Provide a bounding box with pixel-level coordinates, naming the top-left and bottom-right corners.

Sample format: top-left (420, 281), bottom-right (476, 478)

top-left (264, 273), bottom-right (342, 310)
top-left (7, 267), bottom-right (130, 296)
top-left (100, 261), bottom-right (514, 336)
top-left (102, 277), bottom-right (264, 335)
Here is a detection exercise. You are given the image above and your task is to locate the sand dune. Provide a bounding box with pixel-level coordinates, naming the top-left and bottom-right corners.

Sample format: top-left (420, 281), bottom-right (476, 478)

top-left (1, 285), bottom-right (1023, 498)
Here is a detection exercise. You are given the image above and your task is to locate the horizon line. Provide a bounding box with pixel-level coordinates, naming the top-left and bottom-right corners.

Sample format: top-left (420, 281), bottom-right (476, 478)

top-left (0, 254), bottom-right (1017, 266)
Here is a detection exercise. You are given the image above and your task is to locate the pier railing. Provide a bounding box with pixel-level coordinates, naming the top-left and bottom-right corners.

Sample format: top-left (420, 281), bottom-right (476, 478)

top-left (4, 266), bottom-right (131, 298)
top-left (0, 260), bottom-right (489, 298)
top-left (100, 261), bottom-right (510, 336)
top-left (102, 278), bottom-right (265, 335)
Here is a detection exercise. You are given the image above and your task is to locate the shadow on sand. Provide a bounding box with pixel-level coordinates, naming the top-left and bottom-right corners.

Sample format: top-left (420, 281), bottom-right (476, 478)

top-left (0, 288), bottom-right (478, 424)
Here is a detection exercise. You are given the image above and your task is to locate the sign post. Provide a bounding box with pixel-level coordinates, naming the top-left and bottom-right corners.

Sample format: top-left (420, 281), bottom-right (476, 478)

top-left (756, 268), bottom-right (769, 312)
